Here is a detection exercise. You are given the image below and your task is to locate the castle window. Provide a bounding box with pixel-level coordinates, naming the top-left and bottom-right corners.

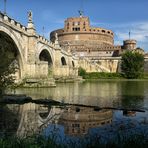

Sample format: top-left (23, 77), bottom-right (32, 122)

top-left (102, 30), bottom-right (105, 33)
top-left (73, 27), bottom-right (80, 31)
top-left (73, 22), bottom-right (75, 26)
top-left (108, 31), bottom-right (110, 34)
top-left (67, 23), bottom-right (69, 29)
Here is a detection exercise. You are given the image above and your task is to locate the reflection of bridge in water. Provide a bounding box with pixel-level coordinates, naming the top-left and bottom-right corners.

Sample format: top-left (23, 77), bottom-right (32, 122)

top-left (1, 103), bottom-right (113, 137)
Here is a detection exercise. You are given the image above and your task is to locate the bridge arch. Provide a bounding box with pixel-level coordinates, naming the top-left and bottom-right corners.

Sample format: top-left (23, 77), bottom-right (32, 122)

top-left (39, 49), bottom-right (53, 66)
top-left (0, 25), bottom-right (24, 80)
top-left (37, 45), bottom-right (54, 64)
top-left (37, 46), bottom-right (54, 76)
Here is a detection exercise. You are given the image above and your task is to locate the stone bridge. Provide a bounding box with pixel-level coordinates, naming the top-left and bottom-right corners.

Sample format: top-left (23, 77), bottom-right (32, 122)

top-left (2, 11), bottom-right (146, 85)
top-left (0, 12), bottom-right (78, 85)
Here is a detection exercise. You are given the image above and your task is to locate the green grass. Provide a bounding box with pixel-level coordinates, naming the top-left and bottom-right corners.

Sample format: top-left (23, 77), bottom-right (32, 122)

top-left (83, 72), bottom-right (123, 79)
top-left (78, 66), bottom-right (148, 80)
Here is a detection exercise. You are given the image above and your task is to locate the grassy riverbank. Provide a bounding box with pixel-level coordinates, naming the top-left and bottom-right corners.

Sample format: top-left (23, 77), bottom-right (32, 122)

top-left (0, 133), bottom-right (147, 148)
top-left (78, 67), bottom-right (148, 79)
top-left (82, 72), bottom-right (123, 79)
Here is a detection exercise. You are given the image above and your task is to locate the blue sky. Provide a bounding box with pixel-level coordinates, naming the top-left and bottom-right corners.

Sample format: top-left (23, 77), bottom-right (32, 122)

top-left (0, 0), bottom-right (148, 50)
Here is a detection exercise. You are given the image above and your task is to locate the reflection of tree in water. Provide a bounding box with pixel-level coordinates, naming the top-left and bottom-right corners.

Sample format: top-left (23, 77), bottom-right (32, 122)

top-left (120, 81), bottom-right (144, 108)
top-left (0, 105), bottom-right (20, 137)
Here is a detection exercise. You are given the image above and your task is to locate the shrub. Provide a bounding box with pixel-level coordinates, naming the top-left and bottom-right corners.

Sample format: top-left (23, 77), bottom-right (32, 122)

top-left (78, 67), bottom-right (86, 77)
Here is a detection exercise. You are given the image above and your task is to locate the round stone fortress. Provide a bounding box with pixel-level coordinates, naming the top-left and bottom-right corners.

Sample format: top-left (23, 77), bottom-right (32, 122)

top-left (50, 13), bottom-right (145, 73)
top-left (50, 16), bottom-right (114, 52)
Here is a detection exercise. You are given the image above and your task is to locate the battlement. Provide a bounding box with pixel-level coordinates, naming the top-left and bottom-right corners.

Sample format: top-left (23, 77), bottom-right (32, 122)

top-left (63, 16), bottom-right (113, 36)
top-left (88, 27), bottom-right (113, 36)
top-left (0, 12), bottom-right (28, 32)
top-left (50, 15), bottom-right (114, 47)
top-left (38, 35), bottom-right (60, 49)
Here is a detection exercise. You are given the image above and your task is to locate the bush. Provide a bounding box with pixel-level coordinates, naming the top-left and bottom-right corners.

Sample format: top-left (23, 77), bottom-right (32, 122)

top-left (84, 72), bottom-right (121, 79)
top-left (78, 67), bottom-right (86, 77)
top-left (78, 69), bottom-right (122, 79)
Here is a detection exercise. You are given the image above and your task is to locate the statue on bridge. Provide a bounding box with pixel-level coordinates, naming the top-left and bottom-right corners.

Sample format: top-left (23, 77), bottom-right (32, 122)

top-left (28, 10), bottom-right (33, 22)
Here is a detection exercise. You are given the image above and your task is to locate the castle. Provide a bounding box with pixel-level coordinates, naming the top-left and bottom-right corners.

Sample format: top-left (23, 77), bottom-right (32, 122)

top-left (0, 10), bottom-right (146, 87)
top-left (50, 13), bottom-right (144, 73)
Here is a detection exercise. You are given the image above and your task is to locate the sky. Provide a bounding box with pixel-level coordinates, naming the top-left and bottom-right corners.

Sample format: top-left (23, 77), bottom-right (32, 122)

top-left (0, 0), bottom-right (148, 51)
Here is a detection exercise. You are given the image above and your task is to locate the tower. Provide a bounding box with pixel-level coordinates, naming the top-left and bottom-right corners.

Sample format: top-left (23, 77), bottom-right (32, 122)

top-left (123, 40), bottom-right (137, 50)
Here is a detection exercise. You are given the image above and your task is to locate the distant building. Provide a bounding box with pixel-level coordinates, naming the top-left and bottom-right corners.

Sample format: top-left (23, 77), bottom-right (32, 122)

top-left (50, 14), bottom-right (145, 73)
top-left (50, 15), bottom-right (142, 59)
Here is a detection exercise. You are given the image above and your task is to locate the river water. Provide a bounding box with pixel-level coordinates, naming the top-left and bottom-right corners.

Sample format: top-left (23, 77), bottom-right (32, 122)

top-left (0, 80), bottom-right (148, 144)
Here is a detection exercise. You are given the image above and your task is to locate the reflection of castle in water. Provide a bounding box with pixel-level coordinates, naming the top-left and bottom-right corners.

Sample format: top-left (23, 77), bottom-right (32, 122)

top-left (0, 103), bottom-right (113, 137)
top-left (59, 106), bottom-right (113, 136)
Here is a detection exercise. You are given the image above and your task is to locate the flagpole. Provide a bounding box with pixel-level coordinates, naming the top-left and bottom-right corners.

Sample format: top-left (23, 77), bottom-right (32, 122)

top-left (129, 30), bottom-right (131, 40)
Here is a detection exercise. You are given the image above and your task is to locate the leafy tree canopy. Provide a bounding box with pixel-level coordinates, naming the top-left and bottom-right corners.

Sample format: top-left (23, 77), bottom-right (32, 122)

top-left (121, 51), bottom-right (144, 79)
top-left (0, 39), bottom-right (16, 95)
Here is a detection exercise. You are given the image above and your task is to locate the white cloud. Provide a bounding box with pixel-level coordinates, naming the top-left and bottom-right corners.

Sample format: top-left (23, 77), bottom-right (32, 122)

top-left (116, 22), bottom-right (148, 39)
top-left (112, 22), bottom-right (148, 50)
top-left (90, 21), bottom-right (148, 50)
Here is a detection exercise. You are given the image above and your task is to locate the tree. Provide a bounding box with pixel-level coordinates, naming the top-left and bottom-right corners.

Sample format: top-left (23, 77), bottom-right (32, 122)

top-left (78, 67), bottom-right (86, 78)
top-left (0, 42), bottom-right (16, 95)
top-left (121, 51), bottom-right (144, 79)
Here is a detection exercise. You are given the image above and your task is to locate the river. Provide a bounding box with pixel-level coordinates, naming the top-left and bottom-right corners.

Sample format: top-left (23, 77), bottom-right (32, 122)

top-left (0, 80), bottom-right (148, 145)
top-left (15, 80), bottom-right (148, 108)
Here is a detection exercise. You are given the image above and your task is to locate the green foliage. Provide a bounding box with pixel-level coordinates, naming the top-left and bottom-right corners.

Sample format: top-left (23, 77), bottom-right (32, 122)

top-left (121, 51), bottom-right (144, 79)
top-left (78, 67), bottom-right (86, 77)
top-left (0, 44), bottom-right (16, 95)
top-left (78, 67), bottom-right (121, 79)
top-left (78, 67), bottom-right (122, 79)
top-left (83, 72), bottom-right (122, 79)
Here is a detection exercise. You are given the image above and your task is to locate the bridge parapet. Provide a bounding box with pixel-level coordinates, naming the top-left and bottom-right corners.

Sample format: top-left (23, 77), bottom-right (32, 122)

top-left (0, 12), bottom-right (28, 33)
top-left (38, 35), bottom-right (57, 48)
top-left (38, 34), bottom-right (64, 50)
